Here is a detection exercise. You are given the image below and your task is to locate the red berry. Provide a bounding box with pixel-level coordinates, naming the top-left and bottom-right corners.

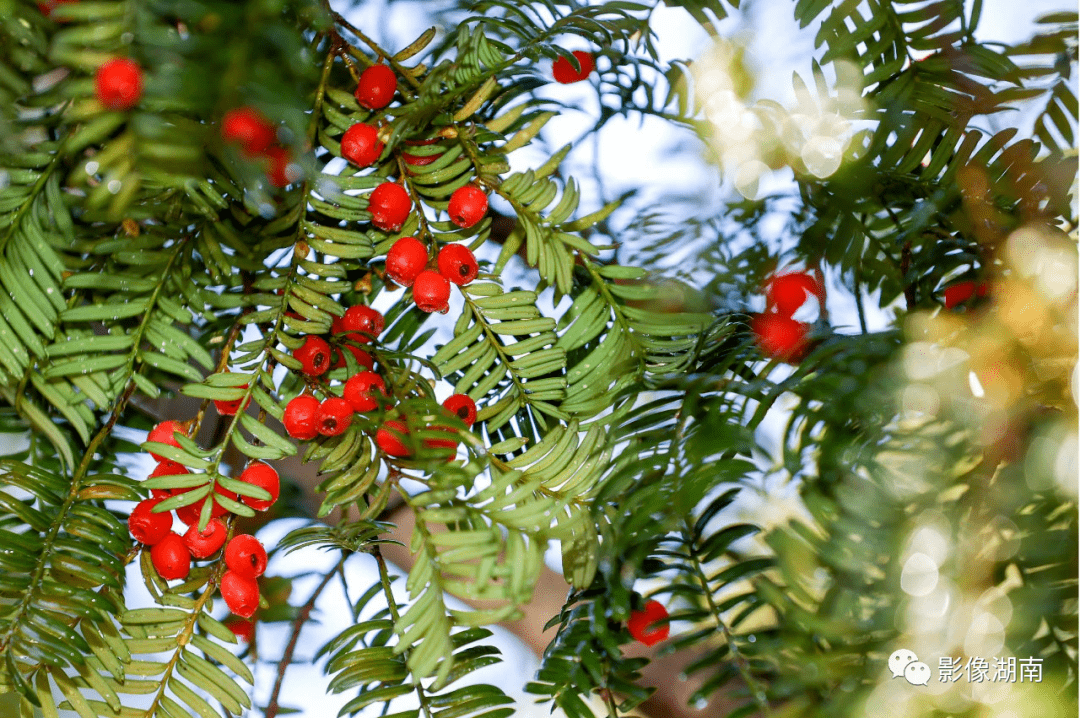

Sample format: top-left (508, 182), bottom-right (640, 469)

top-left (237, 462), bottom-right (279, 512)
top-left (339, 305), bottom-right (384, 344)
top-left (283, 395), bottom-right (320, 440)
top-left (423, 425), bottom-right (459, 453)
top-left (128, 498), bottom-right (173, 545)
top-left (214, 383), bottom-right (250, 417)
top-left (221, 107), bottom-right (276, 155)
top-left (943, 281), bottom-right (989, 309)
top-left (766, 272), bottom-right (820, 317)
top-left (294, 335), bottom-right (332, 376)
top-left (95, 58), bottom-right (143, 110)
top-left (438, 244), bottom-right (479, 285)
top-left (355, 64), bottom-right (397, 110)
top-left (183, 518), bottom-right (227, 559)
top-left (552, 51), bottom-right (594, 84)
top-left (751, 313), bottom-right (810, 363)
top-left (221, 570), bottom-right (260, 619)
top-left (386, 237), bottom-right (429, 287)
top-left (413, 270), bottom-right (451, 313)
top-left (265, 145), bottom-right (296, 188)
top-left (447, 186), bottom-right (488, 228)
top-left (376, 420), bottom-right (410, 457)
top-left (628, 600), bottom-right (669, 647)
top-left (340, 123), bottom-right (384, 167)
top-left (331, 344), bottom-right (375, 371)
top-left (343, 371), bottom-right (386, 413)
top-left (226, 618), bottom-right (255, 642)
top-left (148, 460), bottom-right (189, 498)
top-left (151, 534), bottom-right (191, 581)
top-left (146, 420), bottom-right (185, 461)
top-left (225, 534), bottom-right (267, 579)
top-left (316, 397), bottom-right (353, 437)
top-left (368, 182), bottom-right (411, 233)
top-left (442, 394), bottom-right (477, 427)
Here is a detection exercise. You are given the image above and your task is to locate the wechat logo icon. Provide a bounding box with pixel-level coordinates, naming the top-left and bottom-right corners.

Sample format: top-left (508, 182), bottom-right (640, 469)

top-left (889, 649), bottom-right (930, 686)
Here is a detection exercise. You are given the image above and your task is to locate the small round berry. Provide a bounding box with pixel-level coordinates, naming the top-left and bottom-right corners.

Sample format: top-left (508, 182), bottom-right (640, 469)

top-left (95, 58), bottom-right (143, 110)
top-left (146, 420), bottom-right (185, 461)
top-left (437, 244), bottom-right (479, 286)
top-left (221, 570), bottom-right (260, 619)
top-left (331, 344), bottom-right (375, 371)
top-left (237, 462), bottom-right (279, 512)
top-left (442, 394), bottom-right (477, 427)
top-left (294, 335), bottom-right (332, 376)
top-left (148, 460), bottom-right (188, 498)
top-left (627, 600), bottom-right (669, 647)
top-left (423, 425), bottom-right (459, 454)
top-left (355, 64), bottom-right (397, 110)
top-left (265, 145), bottom-right (297, 188)
top-left (283, 395), bottom-right (320, 440)
top-left (176, 484), bottom-right (237, 525)
top-left (225, 534), bottom-right (267, 579)
top-left (552, 51), bottom-right (595, 84)
top-left (316, 397), bottom-right (353, 437)
top-left (340, 123), bottom-right (384, 167)
top-left (766, 272), bottom-right (820, 317)
top-left (129, 498), bottom-right (173, 545)
top-left (368, 182), bottom-right (411, 233)
top-left (221, 107), bottom-right (276, 155)
top-left (413, 270), bottom-right (451, 313)
top-left (343, 371), bottom-right (386, 413)
top-left (386, 237), bottom-right (429, 287)
top-left (226, 618), bottom-right (255, 642)
top-left (339, 306), bottom-right (385, 344)
top-left (214, 383), bottom-right (250, 417)
top-left (151, 534), bottom-right (191, 581)
top-left (751, 313), bottom-right (810, 363)
top-left (183, 518), bottom-right (227, 559)
top-left (376, 420), bottom-right (410, 457)
top-left (943, 281), bottom-right (989, 309)
top-left (447, 186), bottom-right (488, 229)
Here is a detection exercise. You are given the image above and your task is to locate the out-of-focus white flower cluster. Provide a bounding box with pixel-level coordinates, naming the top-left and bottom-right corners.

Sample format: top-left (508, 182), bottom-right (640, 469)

top-left (691, 40), bottom-right (868, 197)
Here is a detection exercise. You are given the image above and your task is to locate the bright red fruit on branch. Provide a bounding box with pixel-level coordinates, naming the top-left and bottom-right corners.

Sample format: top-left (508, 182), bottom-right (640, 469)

top-left (369, 182), bottom-right (412, 232)
top-left (438, 243), bottom-right (479, 285)
top-left (95, 58), bottom-right (143, 110)
top-left (264, 145), bottom-right (295, 187)
top-left (332, 344), bottom-right (375, 370)
top-left (316, 397), bottom-right (353, 437)
top-left (447, 186), bottom-right (488, 228)
top-left (149, 459), bottom-right (188, 480)
top-left (942, 280), bottom-right (989, 308)
top-left (183, 518), bottom-right (227, 558)
top-left (552, 50), bottom-right (595, 84)
top-left (221, 107), bottom-right (276, 155)
top-left (147, 420), bottom-right (185, 461)
top-left (151, 534), bottom-right (192, 581)
top-left (225, 534), bottom-right (268, 579)
top-left (628, 600), bottom-right (670, 646)
top-left (128, 498), bottom-right (173, 545)
top-left (226, 618), bottom-right (255, 643)
top-left (343, 371), bottom-right (386, 413)
top-left (423, 425), bottom-right (459, 453)
top-left (376, 420), bottom-right (410, 457)
top-left (766, 271), bottom-right (821, 317)
top-left (442, 394), bottom-right (477, 427)
top-left (294, 335), bottom-right (332, 376)
top-left (221, 571), bottom-right (260, 619)
top-left (213, 382), bottom-right (250, 417)
top-left (237, 462), bottom-right (279, 511)
top-left (176, 484), bottom-right (237, 525)
top-left (338, 305), bottom-right (384, 344)
top-left (340, 123), bottom-right (384, 167)
top-left (355, 64), bottom-right (397, 110)
top-left (752, 313), bottom-right (810, 363)
top-left (283, 395), bottom-right (320, 440)
top-left (413, 270), bottom-right (451, 313)
top-left (386, 237), bottom-right (429, 287)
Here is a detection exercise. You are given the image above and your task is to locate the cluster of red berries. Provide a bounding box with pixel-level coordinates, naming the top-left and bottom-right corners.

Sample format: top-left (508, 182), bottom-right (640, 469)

top-left (627, 600), bottom-right (670, 647)
top-left (752, 271), bottom-right (824, 363)
top-left (95, 58), bottom-right (143, 111)
top-left (221, 106), bottom-right (298, 188)
top-left (387, 238), bottom-right (479, 313)
top-left (129, 421), bottom-right (278, 617)
top-left (281, 301), bottom-right (478, 458)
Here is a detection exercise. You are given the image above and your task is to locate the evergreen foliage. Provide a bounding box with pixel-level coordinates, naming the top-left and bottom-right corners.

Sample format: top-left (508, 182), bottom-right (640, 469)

top-left (0, 0), bottom-right (1075, 717)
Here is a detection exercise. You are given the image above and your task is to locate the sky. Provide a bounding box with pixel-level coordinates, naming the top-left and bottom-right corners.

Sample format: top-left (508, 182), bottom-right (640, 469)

top-left (101, 1), bottom-right (1075, 717)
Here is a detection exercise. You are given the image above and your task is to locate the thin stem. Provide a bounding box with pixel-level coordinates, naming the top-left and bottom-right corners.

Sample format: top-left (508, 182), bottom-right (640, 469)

top-left (265, 555), bottom-right (347, 718)
top-left (853, 263), bottom-right (868, 334)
